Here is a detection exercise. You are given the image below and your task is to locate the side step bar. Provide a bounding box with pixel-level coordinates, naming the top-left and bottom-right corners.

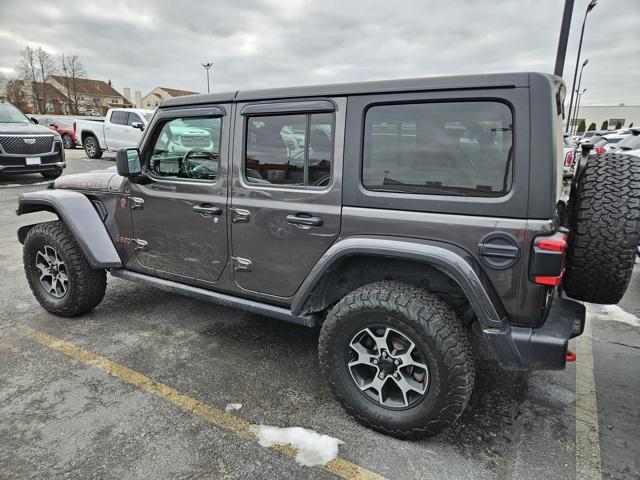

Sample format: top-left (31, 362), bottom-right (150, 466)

top-left (109, 269), bottom-right (317, 328)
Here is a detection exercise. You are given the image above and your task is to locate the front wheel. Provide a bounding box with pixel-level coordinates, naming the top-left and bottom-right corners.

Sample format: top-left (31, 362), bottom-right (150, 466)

top-left (62, 134), bottom-right (75, 149)
top-left (41, 168), bottom-right (62, 179)
top-left (23, 221), bottom-right (106, 317)
top-left (318, 281), bottom-right (475, 438)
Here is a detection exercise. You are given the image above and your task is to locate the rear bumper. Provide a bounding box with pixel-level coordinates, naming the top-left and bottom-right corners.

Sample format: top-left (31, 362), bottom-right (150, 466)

top-left (485, 297), bottom-right (585, 370)
top-left (0, 152), bottom-right (65, 174)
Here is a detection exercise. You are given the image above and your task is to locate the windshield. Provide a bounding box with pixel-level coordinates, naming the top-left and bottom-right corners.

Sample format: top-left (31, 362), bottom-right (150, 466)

top-left (0, 103), bottom-right (31, 124)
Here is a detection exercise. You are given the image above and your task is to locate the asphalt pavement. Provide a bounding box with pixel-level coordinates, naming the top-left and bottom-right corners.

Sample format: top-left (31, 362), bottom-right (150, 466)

top-left (0, 149), bottom-right (638, 480)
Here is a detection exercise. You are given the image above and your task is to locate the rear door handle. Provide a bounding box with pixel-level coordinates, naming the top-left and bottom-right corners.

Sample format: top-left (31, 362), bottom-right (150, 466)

top-left (286, 214), bottom-right (323, 227)
top-left (193, 204), bottom-right (222, 216)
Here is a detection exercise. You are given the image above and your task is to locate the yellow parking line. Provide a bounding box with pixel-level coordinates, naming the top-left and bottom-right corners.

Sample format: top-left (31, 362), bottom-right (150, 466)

top-left (22, 327), bottom-right (387, 480)
top-left (575, 313), bottom-right (602, 480)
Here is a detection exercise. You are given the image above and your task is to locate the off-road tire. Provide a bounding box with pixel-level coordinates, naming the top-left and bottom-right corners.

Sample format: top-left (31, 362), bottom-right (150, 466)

top-left (40, 169), bottom-right (62, 179)
top-left (23, 221), bottom-right (106, 316)
top-left (564, 153), bottom-right (640, 304)
top-left (83, 135), bottom-right (103, 159)
top-left (318, 281), bottom-right (475, 439)
top-left (62, 133), bottom-right (75, 149)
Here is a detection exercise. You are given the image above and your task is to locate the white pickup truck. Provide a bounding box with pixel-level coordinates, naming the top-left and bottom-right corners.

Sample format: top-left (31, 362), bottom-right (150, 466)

top-left (76, 108), bottom-right (153, 159)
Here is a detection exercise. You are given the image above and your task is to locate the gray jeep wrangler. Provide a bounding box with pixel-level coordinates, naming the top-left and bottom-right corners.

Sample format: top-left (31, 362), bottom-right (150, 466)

top-left (16, 73), bottom-right (640, 438)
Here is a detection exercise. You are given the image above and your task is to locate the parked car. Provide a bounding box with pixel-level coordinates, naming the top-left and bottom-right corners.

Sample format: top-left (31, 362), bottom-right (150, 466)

top-left (75, 108), bottom-right (153, 159)
top-left (607, 128), bottom-right (640, 155)
top-left (38, 116), bottom-right (78, 150)
top-left (562, 133), bottom-right (576, 173)
top-left (16, 73), bottom-right (640, 439)
top-left (594, 133), bottom-right (628, 154)
top-left (0, 101), bottom-right (65, 178)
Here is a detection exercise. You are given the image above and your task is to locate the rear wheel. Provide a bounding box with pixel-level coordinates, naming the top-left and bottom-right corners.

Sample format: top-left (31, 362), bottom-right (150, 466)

top-left (23, 221), bottom-right (106, 316)
top-left (564, 154), bottom-right (640, 304)
top-left (61, 133), bottom-right (74, 149)
top-left (318, 281), bottom-right (475, 438)
top-left (83, 135), bottom-right (103, 159)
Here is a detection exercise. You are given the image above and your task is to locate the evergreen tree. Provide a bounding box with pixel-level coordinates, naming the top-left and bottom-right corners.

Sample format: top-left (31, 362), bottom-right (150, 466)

top-left (629, 122), bottom-right (634, 128)
top-left (600, 120), bottom-right (609, 130)
top-left (577, 119), bottom-right (586, 133)
top-left (615, 120), bottom-right (622, 129)
top-left (588, 122), bottom-right (597, 131)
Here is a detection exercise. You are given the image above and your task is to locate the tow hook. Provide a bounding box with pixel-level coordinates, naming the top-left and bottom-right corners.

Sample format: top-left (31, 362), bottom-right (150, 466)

top-left (566, 350), bottom-right (576, 362)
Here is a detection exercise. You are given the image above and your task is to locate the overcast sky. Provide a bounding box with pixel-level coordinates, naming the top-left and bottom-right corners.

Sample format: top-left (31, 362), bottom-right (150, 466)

top-left (0, 0), bottom-right (638, 105)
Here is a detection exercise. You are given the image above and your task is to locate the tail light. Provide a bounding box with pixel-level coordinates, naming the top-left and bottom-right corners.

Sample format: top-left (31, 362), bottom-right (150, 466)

top-left (564, 150), bottom-right (574, 166)
top-left (594, 146), bottom-right (605, 155)
top-left (530, 231), bottom-right (568, 286)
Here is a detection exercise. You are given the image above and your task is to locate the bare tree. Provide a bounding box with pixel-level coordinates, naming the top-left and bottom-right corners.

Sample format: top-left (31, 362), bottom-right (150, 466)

top-left (35, 47), bottom-right (56, 113)
top-left (59, 54), bottom-right (86, 114)
top-left (16, 46), bottom-right (56, 113)
top-left (16, 47), bottom-right (40, 112)
top-left (5, 79), bottom-right (30, 112)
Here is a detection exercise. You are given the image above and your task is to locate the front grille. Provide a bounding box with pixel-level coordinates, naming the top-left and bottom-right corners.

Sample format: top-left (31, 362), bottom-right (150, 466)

top-left (0, 135), bottom-right (54, 155)
top-left (181, 135), bottom-right (210, 148)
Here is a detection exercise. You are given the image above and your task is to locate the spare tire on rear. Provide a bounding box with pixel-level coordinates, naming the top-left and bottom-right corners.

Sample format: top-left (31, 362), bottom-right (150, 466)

top-left (564, 153), bottom-right (640, 304)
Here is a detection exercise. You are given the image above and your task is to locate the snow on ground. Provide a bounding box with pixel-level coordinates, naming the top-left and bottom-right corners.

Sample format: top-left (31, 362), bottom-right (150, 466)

top-left (224, 403), bottom-right (242, 412)
top-left (587, 303), bottom-right (640, 327)
top-left (251, 425), bottom-right (344, 467)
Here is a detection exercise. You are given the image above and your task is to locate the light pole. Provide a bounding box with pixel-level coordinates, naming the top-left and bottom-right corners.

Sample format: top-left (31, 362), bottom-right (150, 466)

top-left (574, 88), bottom-right (587, 134)
top-left (565, 0), bottom-right (597, 132)
top-left (571, 59), bottom-right (588, 133)
top-left (201, 62), bottom-right (213, 93)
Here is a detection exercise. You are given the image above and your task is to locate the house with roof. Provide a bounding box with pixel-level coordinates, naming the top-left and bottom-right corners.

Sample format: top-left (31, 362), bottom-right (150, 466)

top-left (47, 75), bottom-right (131, 115)
top-left (4, 80), bottom-right (71, 114)
top-left (140, 87), bottom-right (199, 109)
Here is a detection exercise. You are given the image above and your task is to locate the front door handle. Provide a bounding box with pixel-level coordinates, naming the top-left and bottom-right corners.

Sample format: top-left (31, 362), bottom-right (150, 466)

top-left (193, 204), bottom-right (222, 217)
top-left (286, 214), bottom-right (323, 227)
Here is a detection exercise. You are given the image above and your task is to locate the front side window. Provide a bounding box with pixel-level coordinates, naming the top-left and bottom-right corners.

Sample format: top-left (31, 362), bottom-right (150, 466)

top-left (148, 116), bottom-right (221, 181)
top-left (245, 113), bottom-right (334, 187)
top-left (127, 113), bottom-right (142, 126)
top-left (363, 101), bottom-right (514, 197)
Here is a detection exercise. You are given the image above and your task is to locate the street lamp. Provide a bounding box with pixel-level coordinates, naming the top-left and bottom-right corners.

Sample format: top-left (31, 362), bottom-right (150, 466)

top-left (201, 62), bottom-right (213, 94)
top-left (565, 0), bottom-right (597, 132)
top-left (571, 59), bottom-right (589, 133)
top-left (574, 88), bottom-right (587, 134)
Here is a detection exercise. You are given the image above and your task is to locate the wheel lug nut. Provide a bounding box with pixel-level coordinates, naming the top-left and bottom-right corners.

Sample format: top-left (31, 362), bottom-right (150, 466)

top-left (381, 351), bottom-right (387, 357)
top-left (394, 359), bottom-right (400, 365)
top-left (372, 359), bottom-right (378, 365)
top-left (378, 372), bottom-right (385, 379)
top-left (394, 373), bottom-right (400, 379)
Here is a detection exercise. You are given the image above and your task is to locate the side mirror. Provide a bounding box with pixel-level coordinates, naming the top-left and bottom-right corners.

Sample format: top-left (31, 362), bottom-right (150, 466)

top-left (30, 117), bottom-right (39, 124)
top-left (131, 122), bottom-right (144, 131)
top-left (116, 148), bottom-right (142, 178)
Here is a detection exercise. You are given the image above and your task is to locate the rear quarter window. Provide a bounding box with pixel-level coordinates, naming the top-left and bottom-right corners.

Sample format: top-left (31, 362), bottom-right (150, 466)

top-left (362, 101), bottom-right (514, 197)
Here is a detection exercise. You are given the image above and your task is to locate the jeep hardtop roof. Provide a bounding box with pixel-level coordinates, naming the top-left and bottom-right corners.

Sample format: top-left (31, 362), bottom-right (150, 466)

top-left (160, 72), bottom-right (560, 108)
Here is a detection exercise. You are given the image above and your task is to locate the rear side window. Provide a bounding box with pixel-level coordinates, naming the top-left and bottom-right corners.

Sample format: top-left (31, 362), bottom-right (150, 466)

top-left (110, 111), bottom-right (128, 125)
top-left (245, 113), bottom-right (334, 187)
top-left (127, 113), bottom-right (142, 126)
top-left (362, 101), bottom-right (514, 197)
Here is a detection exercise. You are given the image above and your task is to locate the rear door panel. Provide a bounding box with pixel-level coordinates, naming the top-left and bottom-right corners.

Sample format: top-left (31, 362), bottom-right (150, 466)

top-left (229, 97), bottom-right (345, 298)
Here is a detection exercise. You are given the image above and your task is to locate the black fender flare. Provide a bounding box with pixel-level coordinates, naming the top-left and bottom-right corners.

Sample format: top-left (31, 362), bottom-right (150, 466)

top-left (291, 236), bottom-right (532, 368)
top-left (292, 236), bottom-right (507, 328)
top-left (16, 190), bottom-right (122, 268)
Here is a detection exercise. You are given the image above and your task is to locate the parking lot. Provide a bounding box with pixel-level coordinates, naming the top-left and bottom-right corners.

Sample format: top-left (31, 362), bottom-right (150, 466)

top-left (1, 149), bottom-right (639, 480)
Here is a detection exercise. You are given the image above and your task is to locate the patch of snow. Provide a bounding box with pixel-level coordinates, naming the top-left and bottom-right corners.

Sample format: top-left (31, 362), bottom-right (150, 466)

top-left (587, 303), bottom-right (640, 327)
top-left (251, 425), bottom-right (344, 467)
top-left (225, 403), bottom-right (242, 412)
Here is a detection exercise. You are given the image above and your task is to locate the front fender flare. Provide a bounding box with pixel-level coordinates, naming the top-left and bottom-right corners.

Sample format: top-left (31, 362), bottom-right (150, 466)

top-left (16, 189), bottom-right (122, 268)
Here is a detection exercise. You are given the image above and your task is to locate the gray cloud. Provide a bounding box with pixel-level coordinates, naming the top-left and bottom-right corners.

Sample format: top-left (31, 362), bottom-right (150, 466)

top-left (0, 0), bottom-right (638, 105)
